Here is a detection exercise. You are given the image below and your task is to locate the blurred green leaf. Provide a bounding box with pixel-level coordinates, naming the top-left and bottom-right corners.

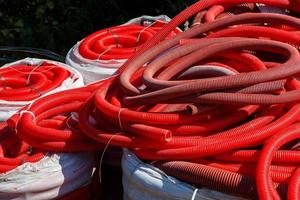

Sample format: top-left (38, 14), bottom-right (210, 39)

top-left (14, 19), bottom-right (24, 28)
top-left (47, 0), bottom-right (55, 9)
top-left (36, 6), bottom-right (46, 18)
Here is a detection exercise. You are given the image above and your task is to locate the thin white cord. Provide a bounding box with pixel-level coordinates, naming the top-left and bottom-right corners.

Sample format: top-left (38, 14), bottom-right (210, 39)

top-left (191, 188), bottom-right (198, 200)
top-left (15, 110), bottom-right (36, 134)
top-left (118, 108), bottom-right (125, 133)
top-left (136, 21), bottom-right (157, 47)
top-left (7, 62), bottom-right (58, 76)
top-left (96, 47), bottom-right (113, 61)
top-left (99, 108), bottom-right (125, 183)
top-left (26, 62), bottom-right (43, 85)
top-left (99, 133), bottom-right (121, 184)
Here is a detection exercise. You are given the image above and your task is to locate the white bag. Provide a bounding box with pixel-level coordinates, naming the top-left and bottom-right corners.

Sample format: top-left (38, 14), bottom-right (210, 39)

top-left (122, 149), bottom-right (246, 200)
top-left (0, 58), bottom-right (84, 121)
top-left (0, 153), bottom-right (95, 200)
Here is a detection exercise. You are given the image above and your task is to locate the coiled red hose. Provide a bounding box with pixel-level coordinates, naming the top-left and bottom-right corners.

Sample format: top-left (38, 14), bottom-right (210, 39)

top-left (256, 122), bottom-right (300, 199)
top-left (214, 150), bottom-right (300, 164)
top-left (9, 0), bottom-right (300, 199)
top-left (0, 62), bottom-right (71, 101)
top-left (7, 83), bottom-right (104, 152)
top-left (77, 1), bottom-right (300, 199)
top-left (154, 161), bottom-right (287, 199)
top-left (79, 21), bottom-right (181, 60)
top-left (287, 167), bottom-right (300, 200)
top-left (0, 122), bottom-right (44, 173)
top-left (117, 0), bottom-right (300, 94)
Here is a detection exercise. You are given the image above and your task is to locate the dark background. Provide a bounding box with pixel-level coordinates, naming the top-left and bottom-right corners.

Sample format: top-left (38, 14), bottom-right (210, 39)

top-left (0, 0), bottom-right (196, 57)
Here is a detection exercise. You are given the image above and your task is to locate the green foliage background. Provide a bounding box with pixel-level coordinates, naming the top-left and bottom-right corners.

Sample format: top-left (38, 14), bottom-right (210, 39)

top-left (0, 0), bottom-right (195, 56)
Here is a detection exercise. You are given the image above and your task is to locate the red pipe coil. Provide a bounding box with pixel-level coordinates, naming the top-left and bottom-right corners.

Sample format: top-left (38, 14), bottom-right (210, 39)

top-left (0, 62), bottom-right (71, 101)
top-left (154, 160), bottom-right (288, 199)
top-left (287, 167), bottom-right (300, 200)
top-left (0, 122), bottom-right (44, 173)
top-left (9, 1), bottom-right (300, 199)
top-left (256, 122), bottom-right (300, 199)
top-left (7, 83), bottom-right (104, 152)
top-left (84, 1), bottom-right (300, 199)
top-left (79, 21), bottom-right (181, 60)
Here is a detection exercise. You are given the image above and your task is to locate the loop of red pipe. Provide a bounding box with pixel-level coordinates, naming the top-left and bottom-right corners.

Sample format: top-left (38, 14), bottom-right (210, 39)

top-left (256, 122), bottom-right (300, 199)
top-left (79, 21), bottom-right (181, 60)
top-left (117, 0), bottom-right (300, 95)
top-left (0, 122), bottom-right (44, 173)
top-left (9, 1), bottom-right (300, 199)
top-left (8, 83), bottom-right (104, 152)
top-left (84, 1), bottom-right (300, 199)
top-left (0, 62), bottom-right (71, 101)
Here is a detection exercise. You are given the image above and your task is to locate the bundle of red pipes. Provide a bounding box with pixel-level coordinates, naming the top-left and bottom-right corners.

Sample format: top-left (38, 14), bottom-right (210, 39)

top-left (7, 1), bottom-right (300, 199)
top-left (66, 16), bottom-right (182, 84)
top-left (79, 20), bottom-right (181, 60)
top-left (0, 122), bottom-right (44, 173)
top-left (0, 59), bottom-right (82, 172)
top-left (0, 62), bottom-right (72, 101)
top-left (0, 121), bottom-right (99, 199)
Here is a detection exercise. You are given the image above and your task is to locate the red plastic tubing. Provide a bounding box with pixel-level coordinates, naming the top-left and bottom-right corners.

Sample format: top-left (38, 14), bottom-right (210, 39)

top-left (8, 83), bottom-right (104, 152)
top-left (9, 1), bottom-right (300, 199)
top-left (79, 21), bottom-right (181, 60)
top-left (0, 122), bottom-right (44, 173)
top-left (0, 62), bottom-right (72, 101)
top-left (83, 1), bottom-right (300, 199)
